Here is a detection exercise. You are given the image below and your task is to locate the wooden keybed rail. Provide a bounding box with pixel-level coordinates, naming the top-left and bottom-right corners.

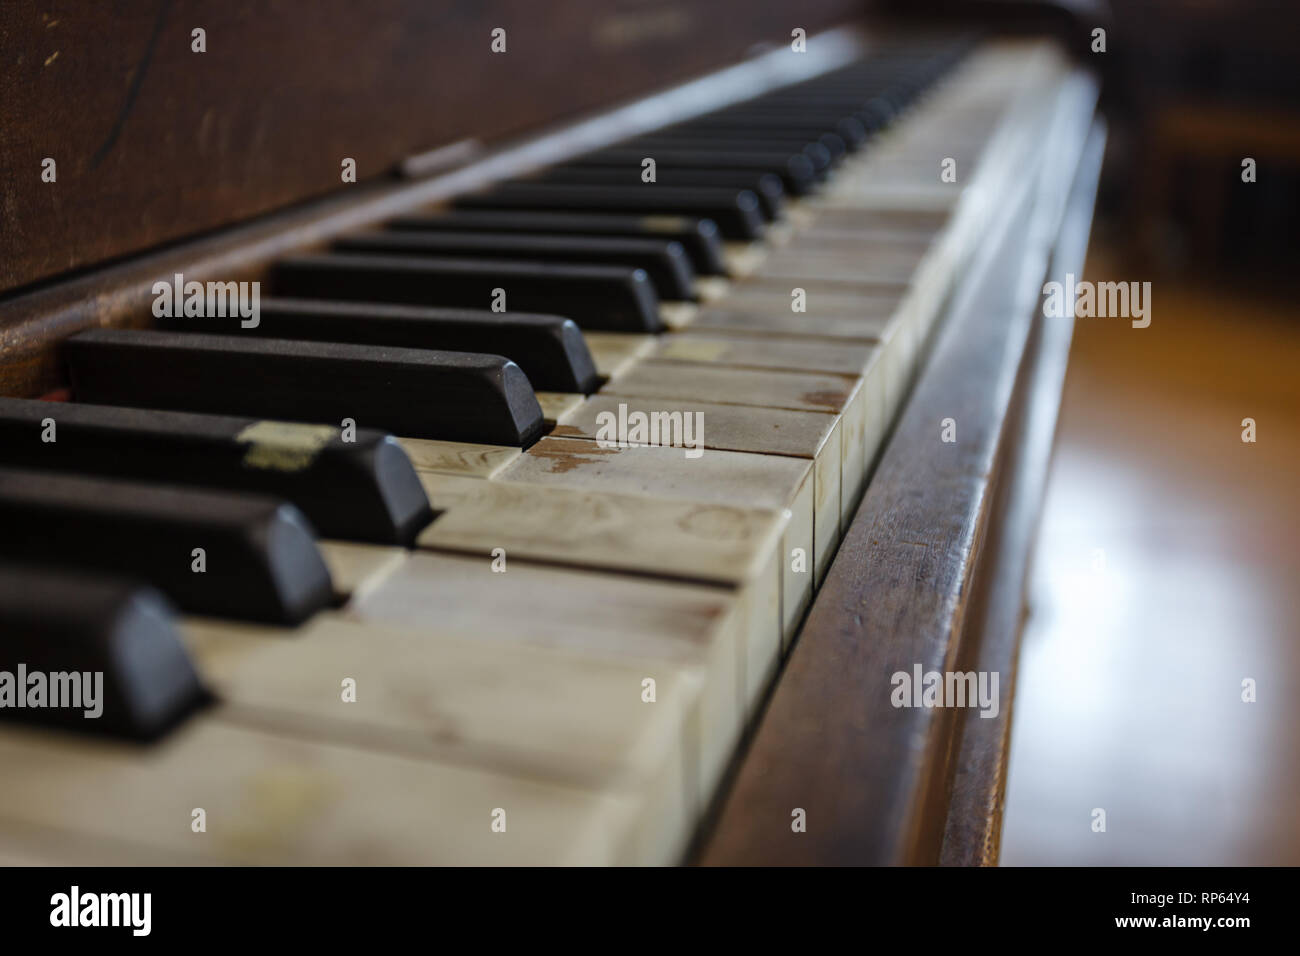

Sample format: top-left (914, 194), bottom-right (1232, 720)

top-left (938, 118), bottom-right (1106, 866)
top-left (700, 69), bottom-right (1102, 865)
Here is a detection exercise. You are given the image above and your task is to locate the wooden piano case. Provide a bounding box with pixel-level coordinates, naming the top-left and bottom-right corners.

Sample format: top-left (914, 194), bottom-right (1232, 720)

top-left (0, 1), bottom-right (1104, 864)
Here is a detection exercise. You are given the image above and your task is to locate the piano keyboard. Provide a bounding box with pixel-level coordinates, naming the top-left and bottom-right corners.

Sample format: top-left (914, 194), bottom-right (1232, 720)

top-left (0, 37), bottom-right (1076, 865)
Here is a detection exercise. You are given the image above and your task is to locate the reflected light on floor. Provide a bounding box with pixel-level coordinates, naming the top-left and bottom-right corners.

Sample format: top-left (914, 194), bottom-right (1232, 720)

top-left (1000, 243), bottom-right (1300, 865)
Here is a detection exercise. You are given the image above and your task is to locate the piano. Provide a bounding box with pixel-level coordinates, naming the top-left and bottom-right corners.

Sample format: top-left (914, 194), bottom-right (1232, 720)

top-left (0, 1), bottom-right (1104, 865)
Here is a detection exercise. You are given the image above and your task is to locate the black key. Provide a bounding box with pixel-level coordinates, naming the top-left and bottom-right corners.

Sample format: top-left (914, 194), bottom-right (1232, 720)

top-left (631, 133), bottom-right (845, 165)
top-left (65, 328), bottom-right (546, 447)
top-left (272, 253), bottom-right (661, 334)
top-left (333, 231), bottom-right (697, 302)
top-left (727, 98), bottom-right (898, 129)
top-left (0, 468), bottom-right (333, 625)
top-left (455, 183), bottom-right (766, 240)
top-left (536, 167), bottom-right (786, 220)
top-left (386, 210), bottom-right (729, 276)
top-left (0, 397), bottom-right (433, 545)
top-left (160, 297), bottom-right (600, 394)
top-left (0, 564), bottom-right (207, 740)
top-left (697, 100), bottom-right (896, 131)
top-left (563, 149), bottom-right (818, 196)
top-left (763, 66), bottom-right (935, 97)
top-left (761, 87), bottom-right (913, 108)
top-left (673, 116), bottom-right (869, 151)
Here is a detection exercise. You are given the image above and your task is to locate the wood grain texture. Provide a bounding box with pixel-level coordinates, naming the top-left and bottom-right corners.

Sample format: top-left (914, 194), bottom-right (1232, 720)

top-left (396, 437), bottom-right (521, 478)
top-left (0, 0), bottom-right (862, 295)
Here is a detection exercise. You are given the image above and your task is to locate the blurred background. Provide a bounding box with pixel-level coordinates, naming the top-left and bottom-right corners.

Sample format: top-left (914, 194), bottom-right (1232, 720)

top-left (983, 0), bottom-right (1300, 863)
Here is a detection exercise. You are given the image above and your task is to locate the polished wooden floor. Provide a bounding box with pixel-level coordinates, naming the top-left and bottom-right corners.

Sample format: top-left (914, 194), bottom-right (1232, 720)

top-left (1001, 243), bottom-right (1300, 864)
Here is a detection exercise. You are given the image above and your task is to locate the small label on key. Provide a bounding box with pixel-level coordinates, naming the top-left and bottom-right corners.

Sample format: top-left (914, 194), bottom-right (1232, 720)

top-left (236, 421), bottom-right (337, 472)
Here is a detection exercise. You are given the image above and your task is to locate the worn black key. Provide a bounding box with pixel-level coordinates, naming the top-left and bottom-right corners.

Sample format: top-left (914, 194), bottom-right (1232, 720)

top-left (0, 468), bottom-right (333, 625)
top-left (65, 328), bottom-right (546, 447)
top-left (386, 210), bottom-right (729, 276)
top-left (562, 149), bottom-right (818, 196)
top-left (272, 253), bottom-right (661, 334)
top-left (160, 298), bottom-right (599, 394)
top-left (536, 167), bottom-right (786, 220)
top-left (333, 231), bottom-right (697, 301)
top-left (0, 397), bottom-right (433, 545)
top-left (455, 183), bottom-right (766, 240)
top-left (0, 564), bottom-right (207, 740)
